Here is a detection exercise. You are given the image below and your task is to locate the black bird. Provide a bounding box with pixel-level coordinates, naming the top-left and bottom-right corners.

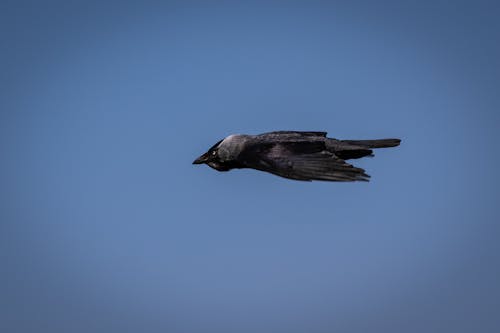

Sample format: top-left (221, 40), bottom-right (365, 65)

top-left (193, 131), bottom-right (400, 182)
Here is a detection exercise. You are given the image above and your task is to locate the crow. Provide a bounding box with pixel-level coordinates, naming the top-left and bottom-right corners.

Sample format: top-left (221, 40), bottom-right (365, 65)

top-left (193, 131), bottom-right (400, 182)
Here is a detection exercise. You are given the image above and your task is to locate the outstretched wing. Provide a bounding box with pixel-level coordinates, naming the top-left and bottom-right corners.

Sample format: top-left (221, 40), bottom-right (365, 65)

top-left (257, 131), bottom-right (327, 140)
top-left (240, 142), bottom-right (370, 182)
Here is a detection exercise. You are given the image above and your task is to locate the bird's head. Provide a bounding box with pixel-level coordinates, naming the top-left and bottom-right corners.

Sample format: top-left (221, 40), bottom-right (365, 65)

top-left (193, 139), bottom-right (230, 171)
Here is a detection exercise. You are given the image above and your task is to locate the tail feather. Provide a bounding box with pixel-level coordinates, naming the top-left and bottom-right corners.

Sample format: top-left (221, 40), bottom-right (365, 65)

top-left (341, 138), bottom-right (401, 149)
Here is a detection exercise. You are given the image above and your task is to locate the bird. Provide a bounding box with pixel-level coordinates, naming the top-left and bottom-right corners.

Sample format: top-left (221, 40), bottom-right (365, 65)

top-left (193, 131), bottom-right (401, 182)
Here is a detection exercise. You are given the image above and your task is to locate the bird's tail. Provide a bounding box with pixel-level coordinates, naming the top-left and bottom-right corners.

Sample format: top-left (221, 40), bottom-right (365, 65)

top-left (341, 138), bottom-right (401, 149)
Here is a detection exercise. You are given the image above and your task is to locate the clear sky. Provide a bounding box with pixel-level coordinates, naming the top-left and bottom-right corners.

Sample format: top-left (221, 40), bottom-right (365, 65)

top-left (1, 1), bottom-right (499, 332)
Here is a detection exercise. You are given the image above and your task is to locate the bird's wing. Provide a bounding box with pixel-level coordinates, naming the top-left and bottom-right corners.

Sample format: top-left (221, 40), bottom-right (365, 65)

top-left (258, 131), bottom-right (327, 139)
top-left (240, 142), bottom-right (370, 182)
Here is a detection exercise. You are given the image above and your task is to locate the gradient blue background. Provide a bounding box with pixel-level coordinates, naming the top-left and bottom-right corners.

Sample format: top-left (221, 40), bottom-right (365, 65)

top-left (2, 1), bottom-right (499, 332)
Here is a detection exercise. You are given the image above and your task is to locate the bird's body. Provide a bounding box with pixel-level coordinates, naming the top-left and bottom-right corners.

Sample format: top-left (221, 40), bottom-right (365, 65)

top-left (193, 131), bottom-right (400, 182)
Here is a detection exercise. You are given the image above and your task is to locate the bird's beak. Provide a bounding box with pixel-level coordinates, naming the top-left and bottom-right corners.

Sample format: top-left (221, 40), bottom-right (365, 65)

top-left (193, 153), bottom-right (209, 164)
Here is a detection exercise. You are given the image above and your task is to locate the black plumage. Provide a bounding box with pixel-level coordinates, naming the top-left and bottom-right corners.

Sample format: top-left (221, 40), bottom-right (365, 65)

top-left (193, 131), bottom-right (400, 182)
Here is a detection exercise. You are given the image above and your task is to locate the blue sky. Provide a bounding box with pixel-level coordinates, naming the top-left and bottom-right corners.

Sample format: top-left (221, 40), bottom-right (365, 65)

top-left (1, 1), bottom-right (499, 332)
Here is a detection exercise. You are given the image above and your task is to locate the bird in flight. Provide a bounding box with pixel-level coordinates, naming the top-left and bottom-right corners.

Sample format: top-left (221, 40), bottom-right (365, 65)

top-left (193, 131), bottom-right (400, 182)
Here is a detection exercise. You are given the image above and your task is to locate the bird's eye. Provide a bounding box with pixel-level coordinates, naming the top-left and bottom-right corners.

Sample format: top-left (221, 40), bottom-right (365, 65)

top-left (212, 151), bottom-right (217, 156)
